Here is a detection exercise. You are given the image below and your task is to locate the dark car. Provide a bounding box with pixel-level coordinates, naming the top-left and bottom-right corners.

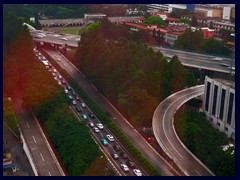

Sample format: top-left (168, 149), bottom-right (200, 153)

top-left (72, 91), bottom-right (76, 96)
top-left (75, 106), bottom-right (82, 113)
top-left (113, 144), bottom-right (121, 151)
top-left (88, 113), bottom-right (95, 119)
top-left (120, 152), bottom-right (128, 159)
top-left (126, 160), bottom-right (135, 168)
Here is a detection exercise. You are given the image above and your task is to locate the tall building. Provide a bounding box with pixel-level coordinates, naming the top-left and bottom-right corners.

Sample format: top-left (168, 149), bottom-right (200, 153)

top-left (203, 76), bottom-right (235, 140)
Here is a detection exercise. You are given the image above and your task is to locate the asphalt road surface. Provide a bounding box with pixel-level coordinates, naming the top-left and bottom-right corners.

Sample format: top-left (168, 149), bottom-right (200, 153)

top-left (12, 93), bottom-right (64, 176)
top-left (43, 48), bottom-right (180, 176)
top-left (152, 85), bottom-right (214, 176)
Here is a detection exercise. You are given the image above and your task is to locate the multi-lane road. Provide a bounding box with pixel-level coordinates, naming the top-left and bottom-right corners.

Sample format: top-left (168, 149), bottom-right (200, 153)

top-left (150, 46), bottom-right (235, 74)
top-left (35, 49), bottom-right (146, 176)
top-left (152, 85), bottom-right (214, 176)
top-left (30, 29), bottom-right (235, 75)
top-left (42, 48), bottom-right (179, 176)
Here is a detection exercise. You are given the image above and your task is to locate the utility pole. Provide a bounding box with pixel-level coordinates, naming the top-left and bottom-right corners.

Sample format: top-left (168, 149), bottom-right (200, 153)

top-left (229, 33), bottom-right (235, 80)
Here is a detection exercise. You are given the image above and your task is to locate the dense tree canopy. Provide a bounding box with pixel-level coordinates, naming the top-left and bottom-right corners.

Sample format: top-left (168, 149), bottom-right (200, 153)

top-left (74, 19), bottom-right (196, 127)
top-left (143, 16), bottom-right (165, 27)
top-left (175, 110), bottom-right (235, 176)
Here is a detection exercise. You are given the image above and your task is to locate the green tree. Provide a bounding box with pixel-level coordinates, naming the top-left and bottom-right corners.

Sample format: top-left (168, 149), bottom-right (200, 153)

top-left (178, 18), bottom-right (191, 25)
top-left (201, 38), bottom-right (231, 56)
top-left (143, 16), bottom-right (164, 27)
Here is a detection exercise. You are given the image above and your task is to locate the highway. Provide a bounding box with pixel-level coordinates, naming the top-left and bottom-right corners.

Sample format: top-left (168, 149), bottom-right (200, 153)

top-left (36, 50), bottom-right (146, 176)
top-left (152, 85), bottom-right (214, 176)
top-left (42, 48), bottom-right (179, 176)
top-left (30, 29), bottom-right (235, 74)
top-left (150, 46), bottom-right (235, 74)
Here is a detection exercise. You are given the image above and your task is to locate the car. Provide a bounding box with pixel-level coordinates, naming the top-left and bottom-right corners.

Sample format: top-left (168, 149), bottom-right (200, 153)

top-left (88, 113), bottom-right (95, 119)
top-left (72, 91), bottom-right (76, 96)
top-left (112, 153), bottom-right (119, 159)
top-left (81, 103), bottom-right (86, 108)
top-left (97, 123), bottom-right (104, 129)
top-left (52, 72), bottom-right (56, 77)
top-left (75, 96), bottom-right (80, 101)
top-left (93, 127), bottom-right (99, 133)
top-left (54, 76), bottom-right (58, 80)
top-left (64, 89), bottom-right (68, 94)
top-left (212, 57), bottom-right (223, 61)
top-left (72, 100), bottom-right (77, 105)
top-left (126, 160), bottom-right (135, 168)
top-left (113, 144), bottom-right (121, 151)
top-left (58, 81), bottom-right (62, 85)
top-left (67, 85), bottom-right (71, 90)
top-left (220, 63), bottom-right (229, 67)
top-left (75, 106), bottom-right (82, 113)
top-left (61, 37), bottom-right (68, 41)
top-left (133, 169), bottom-right (142, 176)
top-left (81, 114), bottom-right (88, 120)
top-left (62, 80), bottom-right (66, 84)
top-left (101, 138), bottom-right (108, 145)
top-left (57, 58), bottom-right (61, 62)
top-left (89, 122), bottom-right (94, 127)
top-left (120, 164), bottom-right (129, 172)
top-left (58, 75), bottom-right (62, 79)
top-left (53, 69), bottom-right (57, 73)
top-left (120, 152), bottom-right (128, 159)
top-left (106, 134), bottom-right (114, 142)
top-left (68, 95), bottom-right (73, 100)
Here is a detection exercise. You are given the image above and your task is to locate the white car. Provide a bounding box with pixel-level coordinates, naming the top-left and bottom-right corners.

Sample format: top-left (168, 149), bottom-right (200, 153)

top-left (64, 89), bottom-right (68, 94)
top-left (97, 123), bottom-right (104, 129)
top-left (93, 127), bottom-right (99, 133)
top-left (58, 75), bottom-right (62, 79)
top-left (53, 69), bottom-right (57, 73)
top-left (89, 122), bottom-right (94, 127)
top-left (120, 164), bottom-right (129, 172)
top-left (72, 100), bottom-right (77, 105)
top-left (133, 169), bottom-right (142, 176)
top-left (106, 134), bottom-right (114, 142)
top-left (81, 103), bottom-right (86, 108)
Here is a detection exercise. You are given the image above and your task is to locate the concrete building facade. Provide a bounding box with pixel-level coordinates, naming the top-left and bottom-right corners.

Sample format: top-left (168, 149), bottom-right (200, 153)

top-left (203, 76), bottom-right (235, 140)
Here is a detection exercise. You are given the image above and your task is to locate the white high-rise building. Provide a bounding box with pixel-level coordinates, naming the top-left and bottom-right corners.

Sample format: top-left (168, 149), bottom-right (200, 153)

top-left (147, 4), bottom-right (187, 13)
top-left (203, 76), bottom-right (235, 140)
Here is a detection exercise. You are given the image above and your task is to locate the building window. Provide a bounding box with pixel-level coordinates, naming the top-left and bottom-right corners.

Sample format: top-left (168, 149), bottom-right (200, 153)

top-left (219, 89), bottom-right (226, 120)
top-left (227, 92), bottom-right (234, 125)
top-left (210, 118), bottom-right (213, 122)
top-left (205, 82), bottom-right (211, 111)
top-left (217, 122), bottom-right (220, 126)
top-left (225, 127), bottom-right (228, 131)
top-left (212, 85), bottom-right (218, 116)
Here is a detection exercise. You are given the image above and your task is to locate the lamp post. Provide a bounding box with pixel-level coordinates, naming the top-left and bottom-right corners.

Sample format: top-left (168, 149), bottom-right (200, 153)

top-left (229, 33), bottom-right (235, 80)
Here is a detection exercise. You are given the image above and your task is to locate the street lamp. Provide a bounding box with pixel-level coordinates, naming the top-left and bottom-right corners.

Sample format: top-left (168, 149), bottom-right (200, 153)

top-left (229, 33), bottom-right (235, 80)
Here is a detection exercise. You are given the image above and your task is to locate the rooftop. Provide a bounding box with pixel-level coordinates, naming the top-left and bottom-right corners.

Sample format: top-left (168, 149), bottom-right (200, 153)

top-left (214, 78), bottom-right (235, 90)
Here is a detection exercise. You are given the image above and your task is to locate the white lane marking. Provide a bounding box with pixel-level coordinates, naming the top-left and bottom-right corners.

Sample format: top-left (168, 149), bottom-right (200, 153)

top-left (32, 136), bottom-right (37, 143)
top-left (48, 171), bottom-right (52, 176)
top-left (26, 121), bottom-right (30, 128)
top-left (40, 153), bottom-right (44, 161)
top-left (194, 169), bottom-right (201, 175)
